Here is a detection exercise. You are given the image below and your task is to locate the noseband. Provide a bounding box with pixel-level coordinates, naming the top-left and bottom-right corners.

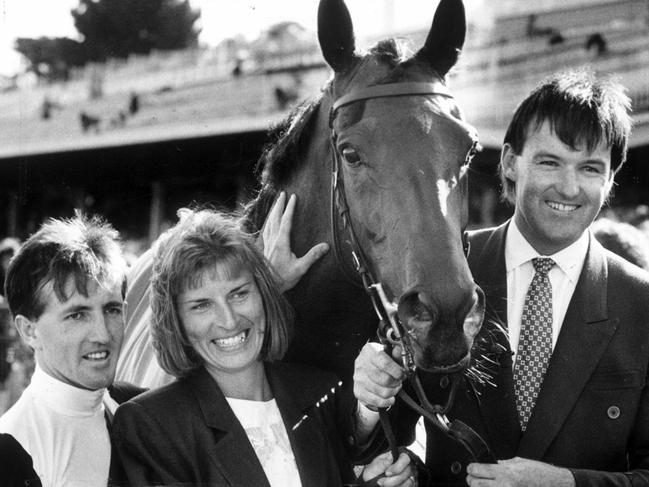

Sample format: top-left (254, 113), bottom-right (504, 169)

top-left (328, 81), bottom-right (495, 464)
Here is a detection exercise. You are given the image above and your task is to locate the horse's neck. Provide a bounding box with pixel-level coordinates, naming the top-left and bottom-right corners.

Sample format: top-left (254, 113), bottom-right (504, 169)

top-left (283, 259), bottom-right (376, 385)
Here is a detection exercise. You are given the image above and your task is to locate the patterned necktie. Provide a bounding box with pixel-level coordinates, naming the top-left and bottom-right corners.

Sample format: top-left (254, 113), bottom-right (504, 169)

top-left (513, 257), bottom-right (555, 431)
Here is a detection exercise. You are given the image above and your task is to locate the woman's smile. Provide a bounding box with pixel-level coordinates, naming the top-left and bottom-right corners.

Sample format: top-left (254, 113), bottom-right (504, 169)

top-left (212, 329), bottom-right (250, 350)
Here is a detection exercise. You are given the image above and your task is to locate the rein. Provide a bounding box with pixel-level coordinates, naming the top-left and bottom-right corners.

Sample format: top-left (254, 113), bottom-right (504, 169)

top-left (328, 81), bottom-right (496, 464)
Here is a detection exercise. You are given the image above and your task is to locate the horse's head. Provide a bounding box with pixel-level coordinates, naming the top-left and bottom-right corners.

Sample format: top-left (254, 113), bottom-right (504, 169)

top-left (318, 0), bottom-right (484, 373)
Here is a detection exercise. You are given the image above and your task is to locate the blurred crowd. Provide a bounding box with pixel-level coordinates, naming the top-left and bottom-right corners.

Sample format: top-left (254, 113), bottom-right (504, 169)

top-left (596, 205), bottom-right (649, 271)
top-left (0, 238), bottom-right (31, 416)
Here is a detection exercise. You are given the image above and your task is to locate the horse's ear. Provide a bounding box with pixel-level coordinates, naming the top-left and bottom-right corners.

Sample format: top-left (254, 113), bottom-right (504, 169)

top-left (318, 0), bottom-right (356, 72)
top-left (416, 0), bottom-right (466, 78)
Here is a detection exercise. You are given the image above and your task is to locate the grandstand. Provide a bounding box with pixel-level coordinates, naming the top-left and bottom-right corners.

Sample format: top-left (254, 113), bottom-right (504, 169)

top-left (0, 0), bottom-right (647, 238)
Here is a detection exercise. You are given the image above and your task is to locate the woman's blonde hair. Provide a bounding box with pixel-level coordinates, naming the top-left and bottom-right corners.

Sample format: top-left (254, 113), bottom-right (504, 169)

top-left (150, 208), bottom-right (293, 378)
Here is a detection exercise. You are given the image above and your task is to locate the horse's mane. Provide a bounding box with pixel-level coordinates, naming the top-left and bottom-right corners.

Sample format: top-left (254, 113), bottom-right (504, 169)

top-left (243, 97), bottom-right (322, 232)
top-left (244, 39), bottom-right (416, 232)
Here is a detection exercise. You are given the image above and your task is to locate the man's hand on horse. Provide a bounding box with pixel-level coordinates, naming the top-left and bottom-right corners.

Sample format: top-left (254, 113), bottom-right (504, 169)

top-left (260, 191), bottom-right (329, 292)
top-left (362, 450), bottom-right (416, 487)
top-left (354, 342), bottom-right (406, 410)
top-left (466, 457), bottom-right (575, 487)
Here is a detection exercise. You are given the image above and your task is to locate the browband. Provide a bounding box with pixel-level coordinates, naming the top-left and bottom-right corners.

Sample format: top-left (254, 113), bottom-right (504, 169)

top-left (332, 81), bottom-right (453, 113)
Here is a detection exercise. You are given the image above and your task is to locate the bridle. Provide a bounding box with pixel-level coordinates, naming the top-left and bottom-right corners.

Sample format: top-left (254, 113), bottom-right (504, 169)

top-left (328, 80), bottom-right (496, 464)
top-left (329, 81), bottom-right (472, 288)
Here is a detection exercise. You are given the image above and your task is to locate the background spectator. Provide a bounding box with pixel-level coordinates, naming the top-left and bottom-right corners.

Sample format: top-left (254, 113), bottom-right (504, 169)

top-left (592, 217), bottom-right (649, 271)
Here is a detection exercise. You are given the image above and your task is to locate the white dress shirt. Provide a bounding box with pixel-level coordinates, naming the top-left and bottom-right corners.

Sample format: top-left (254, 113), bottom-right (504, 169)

top-left (505, 221), bottom-right (589, 364)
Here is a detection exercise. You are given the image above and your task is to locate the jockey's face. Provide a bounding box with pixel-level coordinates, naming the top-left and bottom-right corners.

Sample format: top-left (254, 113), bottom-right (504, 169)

top-left (17, 278), bottom-right (124, 390)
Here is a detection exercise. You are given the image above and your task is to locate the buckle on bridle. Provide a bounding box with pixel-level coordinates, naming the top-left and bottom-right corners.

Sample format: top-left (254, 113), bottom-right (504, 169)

top-left (436, 412), bottom-right (451, 432)
top-left (369, 283), bottom-right (417, 373)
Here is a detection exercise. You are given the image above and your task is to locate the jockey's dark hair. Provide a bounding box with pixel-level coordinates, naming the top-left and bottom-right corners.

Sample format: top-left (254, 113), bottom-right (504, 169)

top-left (5, 211), bottom-right (127, 320)
top-left (150, 208), bottom-right (293, 378)
top-left (500, 69), bottom-right (632, 204)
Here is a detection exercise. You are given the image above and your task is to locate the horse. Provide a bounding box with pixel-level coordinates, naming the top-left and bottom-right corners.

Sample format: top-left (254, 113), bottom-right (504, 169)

top-left (117, 0), bottom-right (487, 398)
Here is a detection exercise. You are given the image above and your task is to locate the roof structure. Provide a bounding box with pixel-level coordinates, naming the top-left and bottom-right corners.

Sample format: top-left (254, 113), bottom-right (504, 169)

top-left (1, 0), bottom-right (648, 158)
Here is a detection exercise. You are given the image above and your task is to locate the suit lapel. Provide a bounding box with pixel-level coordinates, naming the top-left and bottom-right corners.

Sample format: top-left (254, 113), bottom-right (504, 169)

top-left (189, 368), bottom-right (272, 487)
top-left (517, 235), bottom-right (618, 458)
top-left (469, 222), bottom-right (509, 331)
top-left (267, 363), bottom-right (331, 487)
top-left (468, 222), bottom-right (521, 455)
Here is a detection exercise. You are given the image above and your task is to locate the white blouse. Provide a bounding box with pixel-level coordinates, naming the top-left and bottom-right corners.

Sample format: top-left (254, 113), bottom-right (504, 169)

top-left (226, 396), bottom-right (302, 487)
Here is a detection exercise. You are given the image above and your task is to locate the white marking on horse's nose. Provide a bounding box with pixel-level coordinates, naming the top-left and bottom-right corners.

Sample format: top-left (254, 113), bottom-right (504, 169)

top-left (436, 177), bottom-right (456, 217)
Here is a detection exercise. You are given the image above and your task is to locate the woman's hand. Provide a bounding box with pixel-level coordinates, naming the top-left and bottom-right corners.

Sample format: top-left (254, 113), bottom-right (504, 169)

top-left (362, 451), bottom-right (416, 486)
top-left (260, 192), bottom-right (329, 292)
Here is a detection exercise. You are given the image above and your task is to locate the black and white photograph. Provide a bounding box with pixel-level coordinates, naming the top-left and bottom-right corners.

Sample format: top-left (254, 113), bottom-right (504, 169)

top-left (1, 1), bottom-right (649, 486)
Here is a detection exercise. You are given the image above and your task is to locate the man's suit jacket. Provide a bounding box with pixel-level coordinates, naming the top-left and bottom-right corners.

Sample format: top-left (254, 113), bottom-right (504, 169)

top-left (393, 221), bottom-right (649, 486)
top-left (112, 362), bottom-right (357, 487)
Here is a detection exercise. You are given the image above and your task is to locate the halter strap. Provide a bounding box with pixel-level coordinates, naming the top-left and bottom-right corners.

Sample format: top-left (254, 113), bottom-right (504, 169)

top-left (332, 81), bottom-right (453, 113)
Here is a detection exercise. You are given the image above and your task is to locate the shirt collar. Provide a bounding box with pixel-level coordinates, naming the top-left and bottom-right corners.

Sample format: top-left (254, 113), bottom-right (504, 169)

top-left (505, 220), bottom-right (588, 283)
top-left (31, 364), bottom-right (106, 417)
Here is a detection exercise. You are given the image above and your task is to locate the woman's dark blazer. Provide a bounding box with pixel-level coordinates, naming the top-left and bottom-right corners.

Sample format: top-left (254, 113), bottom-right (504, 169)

top-left (112, 362), bottom-right (357, 487)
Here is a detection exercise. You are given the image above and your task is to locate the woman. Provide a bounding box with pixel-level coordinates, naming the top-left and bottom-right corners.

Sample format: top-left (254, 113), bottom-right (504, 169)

top-left (112, 207), bottom-right (414, 487)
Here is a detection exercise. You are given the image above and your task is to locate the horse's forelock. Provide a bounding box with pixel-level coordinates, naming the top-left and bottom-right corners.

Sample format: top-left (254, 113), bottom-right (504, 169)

top-left (368, 38), bottom-right (412, 66)
top-left (372, 38), bottom-right (452, 84)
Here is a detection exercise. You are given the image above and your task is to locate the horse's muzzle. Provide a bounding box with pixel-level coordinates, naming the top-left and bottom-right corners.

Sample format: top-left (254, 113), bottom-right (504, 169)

top-left (397, 285), bottom-right (485, 372)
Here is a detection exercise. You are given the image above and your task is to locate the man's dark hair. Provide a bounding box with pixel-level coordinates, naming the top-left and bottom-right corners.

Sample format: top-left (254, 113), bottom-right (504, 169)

top-left (500, 69), bottom-right (632, 204)
top-left (5, 212), bottom-right (127, 320)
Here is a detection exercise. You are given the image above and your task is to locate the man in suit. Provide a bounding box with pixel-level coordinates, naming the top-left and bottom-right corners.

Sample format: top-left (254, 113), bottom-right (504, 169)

top-left (0, 213), bottom-right (143, 486)
top-left (353, 69), bottom-right (649, 486)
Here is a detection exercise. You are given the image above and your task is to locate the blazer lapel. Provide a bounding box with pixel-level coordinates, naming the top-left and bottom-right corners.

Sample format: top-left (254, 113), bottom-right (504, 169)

top-left (468, 222), bottom-right (521, 455)
top-left (517, 235), bottom-right (618, 458)
top-left (106, 383), bottom-right (147, 483)
top-left (189, 368), bottom-right (272, 487)
top-left (267, 363), bottom-right (332, 487)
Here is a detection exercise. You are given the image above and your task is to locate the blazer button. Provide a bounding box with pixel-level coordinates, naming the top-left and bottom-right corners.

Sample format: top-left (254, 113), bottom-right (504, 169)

top-left (607, 406), bottom-right (621, 419)
top-left (440, 376), bottom-right (450, 389)
top-left (450, 461), bottom-right (462, 475)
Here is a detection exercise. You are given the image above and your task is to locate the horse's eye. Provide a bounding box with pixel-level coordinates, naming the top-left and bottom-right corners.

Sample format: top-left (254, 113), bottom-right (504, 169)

top-left (341, 147), bottom-right (362, 166)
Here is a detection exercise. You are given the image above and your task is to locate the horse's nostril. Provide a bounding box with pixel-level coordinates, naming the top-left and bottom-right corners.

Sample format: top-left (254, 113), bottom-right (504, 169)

top-left (398, 291), bottom-right (436, 325)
